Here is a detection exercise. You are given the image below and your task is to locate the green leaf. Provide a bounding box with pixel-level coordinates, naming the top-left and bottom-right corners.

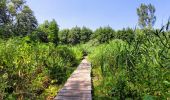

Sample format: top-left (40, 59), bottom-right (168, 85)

top-left (143, 95), bottom-right (154, 100)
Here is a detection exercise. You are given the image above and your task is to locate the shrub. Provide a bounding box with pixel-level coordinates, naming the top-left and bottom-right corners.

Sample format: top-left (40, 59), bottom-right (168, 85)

top-left (0, 38), bottom-right (81, 99)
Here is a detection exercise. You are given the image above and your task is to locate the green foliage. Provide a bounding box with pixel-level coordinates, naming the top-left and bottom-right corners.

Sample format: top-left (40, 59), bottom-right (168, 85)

top-left (59, 26), bottom-right (93, 45)
top-left (137, 3), bottom-right (156, 29)
top-left (0, 0), bottom-right (37, 38)
top-left (80, 26), bottom-right (93, 43)
top-left (92, 26), bottom-right (115, 43)
top-left (116, 28), bottom-right (135, 44)
top-left (38, 19), bottom-right (59, 44)
top-left (0, 1), bottom-right (169, 99)
top-left (67, 26), bottom-right (81, 45)
top-left (30, 30), bottom-right (49, 43)
top-left (15, 5), bottom-right (37, 36)
top-left (70, 46), bottom-right (84, 60)
top-left (0, 38), bottom-right (82, 99)
top-left (58, 29), bottom-right (69, 44)
top-left (89, 24), bottom-right (170, 99)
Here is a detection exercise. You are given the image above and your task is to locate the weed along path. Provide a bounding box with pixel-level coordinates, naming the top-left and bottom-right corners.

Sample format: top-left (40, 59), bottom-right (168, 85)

top-left (54, 57), bottom-right (92, 100)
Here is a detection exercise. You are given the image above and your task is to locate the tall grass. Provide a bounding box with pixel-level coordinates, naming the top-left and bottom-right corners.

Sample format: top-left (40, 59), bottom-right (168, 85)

top-left (89, 28), bottom-right (170, 99)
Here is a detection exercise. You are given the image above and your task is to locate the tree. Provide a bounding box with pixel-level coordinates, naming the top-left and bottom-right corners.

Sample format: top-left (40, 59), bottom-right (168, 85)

top-left (58, 29), bottom-right (69, 44)
top-left (30, 30), bottom-right (49, 43)
top-left (0, 0), bottom-right (9, 26)
top-left (80, 26), bottom-right (93, 43)
top-left (38, 19), bottom-right (59, 44)
top-left (0, 0), bottom-right (37, 38)
top-left (92, 26), bottom-right (115, 43)
top-left (15, 5), bottom-right (37, 36)
top-left (137, 3), bottom-right (156, 29)
top-left (67, 26), bottom-right (81, 45)
top-left (116, 28), bottom-right (135, 44)
top-left (48, 19), bottom-right (59, 44)
top-left (0, 0), bottom-right (13, 38)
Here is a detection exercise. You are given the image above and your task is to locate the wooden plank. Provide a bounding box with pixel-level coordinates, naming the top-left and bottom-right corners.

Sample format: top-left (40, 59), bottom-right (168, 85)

top-left (54, 96), bottom-right (91, 100)
top-left (58, 92), bottom-right (91, 97)
top-left (59, 89), bottom-right (91, 94)
top-left (55, 57), bottom-right (92, 100)
top-left (64, 82), bottom-right (91, 86)
top-left (62, 85), bottom-right (91, 90)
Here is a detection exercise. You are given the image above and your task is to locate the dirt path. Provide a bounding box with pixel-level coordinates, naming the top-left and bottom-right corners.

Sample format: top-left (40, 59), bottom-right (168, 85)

top-left (54, 57), bottom-right (92, 100)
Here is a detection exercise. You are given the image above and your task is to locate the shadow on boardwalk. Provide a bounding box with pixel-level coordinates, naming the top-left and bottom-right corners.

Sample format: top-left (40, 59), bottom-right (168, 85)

top-left (54, 57), bottom-right (92, 100)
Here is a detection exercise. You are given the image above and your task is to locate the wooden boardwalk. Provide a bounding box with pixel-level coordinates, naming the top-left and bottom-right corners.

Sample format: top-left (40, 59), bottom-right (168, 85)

top-left (54, 57), bottom-right (92, 100)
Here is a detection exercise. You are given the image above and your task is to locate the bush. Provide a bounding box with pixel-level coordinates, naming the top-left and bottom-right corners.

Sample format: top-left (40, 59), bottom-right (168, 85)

top-left (70, 45), bottom-right (84, 60)
top-left (0, 38), bottom-right (81, 99)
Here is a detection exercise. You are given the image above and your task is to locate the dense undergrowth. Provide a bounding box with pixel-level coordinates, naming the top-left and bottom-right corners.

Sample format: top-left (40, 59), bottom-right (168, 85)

top-left (1, 27), bottom-right (170, 100)
top-left (89, 27), bottom-right (170, 99)
top-left (0, 38), bottom-right (83, 100)
top-left (0, 29), bottom-right (170, 100)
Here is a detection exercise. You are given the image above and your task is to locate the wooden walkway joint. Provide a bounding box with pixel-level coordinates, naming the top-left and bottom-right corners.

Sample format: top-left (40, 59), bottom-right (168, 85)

top-left (54, 57), bottom-right (92, 100)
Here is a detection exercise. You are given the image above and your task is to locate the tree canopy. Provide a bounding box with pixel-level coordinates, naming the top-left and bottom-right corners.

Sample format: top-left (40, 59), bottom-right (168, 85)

top-left (0, 0), bottom-right (37, 38)
top-left (137, 3), bottom-right (156, 29)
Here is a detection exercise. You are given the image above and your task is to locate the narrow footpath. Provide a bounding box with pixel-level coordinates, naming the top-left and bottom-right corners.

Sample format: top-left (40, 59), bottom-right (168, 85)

top-left (54, 57), bottom-right (92, 100)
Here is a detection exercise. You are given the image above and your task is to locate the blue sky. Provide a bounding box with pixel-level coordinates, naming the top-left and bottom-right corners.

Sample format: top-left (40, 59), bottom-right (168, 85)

top-left (27, 0), bottom-right (170, 30)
